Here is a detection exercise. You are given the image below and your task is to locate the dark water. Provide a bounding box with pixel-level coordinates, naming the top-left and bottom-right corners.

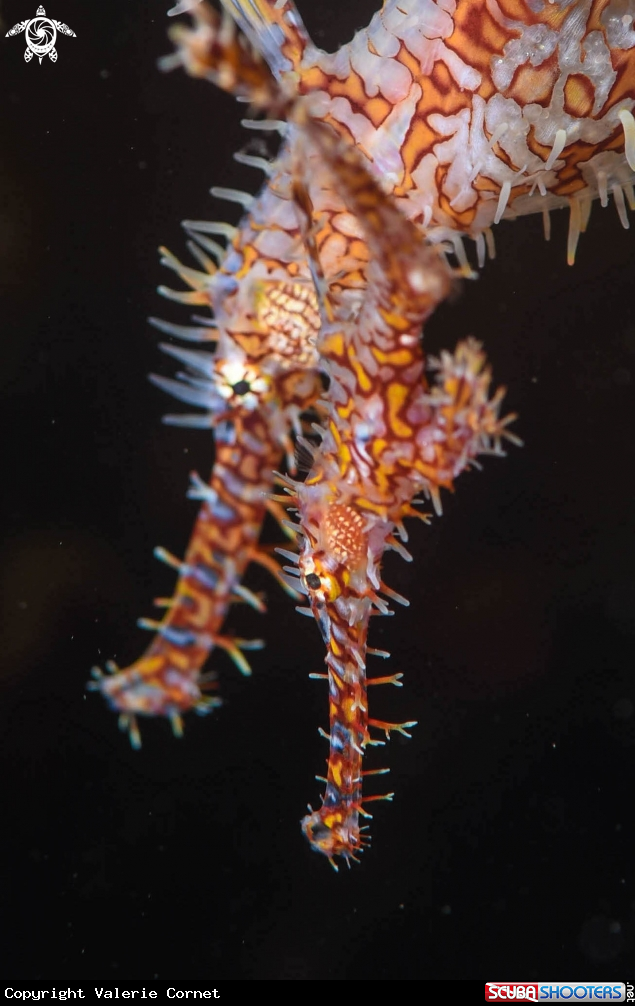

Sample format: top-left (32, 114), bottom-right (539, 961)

top-left (1, 0), bottom-right (634, 982)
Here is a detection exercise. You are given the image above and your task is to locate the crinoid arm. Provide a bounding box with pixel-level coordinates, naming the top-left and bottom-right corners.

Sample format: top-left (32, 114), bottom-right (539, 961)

top-left (161, 0), bottom-right (283, 110)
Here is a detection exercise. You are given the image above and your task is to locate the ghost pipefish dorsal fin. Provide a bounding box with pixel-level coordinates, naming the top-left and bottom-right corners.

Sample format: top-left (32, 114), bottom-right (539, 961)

top-left (219, 0), bottom-right (312, 79)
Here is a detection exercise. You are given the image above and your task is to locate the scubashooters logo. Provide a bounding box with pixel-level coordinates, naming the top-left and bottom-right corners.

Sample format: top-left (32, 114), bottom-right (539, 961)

top-left (5, 6), bottom-right (76, 64)
top-left (485, 985), bottom-right (627, 1002)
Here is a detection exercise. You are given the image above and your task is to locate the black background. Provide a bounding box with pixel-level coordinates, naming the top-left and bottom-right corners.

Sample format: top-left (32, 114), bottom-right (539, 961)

top-left (1, 0), bottom-right (634, 982)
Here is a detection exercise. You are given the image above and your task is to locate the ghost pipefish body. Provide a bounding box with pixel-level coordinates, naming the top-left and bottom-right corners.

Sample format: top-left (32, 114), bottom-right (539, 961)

top-left (92, 0), bottom-right (633, 860)
top-left (91, 6), bottom-right (326, 746)
top-left (284, 116), bottom-right (517, 866)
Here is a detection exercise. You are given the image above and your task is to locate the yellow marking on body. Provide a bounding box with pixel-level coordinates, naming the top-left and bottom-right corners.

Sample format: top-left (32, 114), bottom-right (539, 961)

top-left (370, 438), bottom-right (388, 470)
top-left (443, 376), bottom-right (462, 402)
top-left (387, 383), bottom-right (413, 438)
top-left (234, 242), bottom-right (259, 280)
top-left (339, 441), bottom-right (352, 469)
top-left (168, 648), bottom-right (193, 672)
top-left (415, 457), bottom-right (454, 488)
top-left (376, 466), bottom-right (391, 496)
top-left (337, 399), bottom-right (355, 421)
top-left (324, 311), bottom-right (349, 352)
top-left (325, 67), bottom-right (368, 107)
top-left (342, 696), bottom-right (357, 725)
top-left (356, 498), bottom-right (388, 518)
top-left (229, 331), bottom-right (268, 360)
top-left (305, 472), bottom-right (323, 486)
top-left (347, 344), bottom-right (372, 392)
top-left (331, 761), bottom-right (342, 788)
top-left (365, 95), bottom-right (392, 128)
top-left (508, 62), bottom-right (557, 108)
top-left (137, 655), bottom-right (165, 675)
top-left (371, 346), bottom-right (415, 366)
top-left (323, 811), bottom-right (342, 829)
top-left (299, 64), bottom-right (329, 92)
top-left (378, 307), bottom-right (412, 333)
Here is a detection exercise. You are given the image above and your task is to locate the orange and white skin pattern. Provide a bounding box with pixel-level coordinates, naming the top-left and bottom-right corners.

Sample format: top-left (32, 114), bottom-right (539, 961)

top-left (94, 3), bottom-right (398, 746)
top-left (224, 0), bottom-right (635, 263)
top-left (93, 405), bottom-right (284, 748)
top-left (288, 119), bottom-right (517, 865)
top-left (91, 93), bottom-right (326, 744)
top-left (91, 286), bottom-right (323, 747)
top-left (163, 5), bottom-right (517, 858)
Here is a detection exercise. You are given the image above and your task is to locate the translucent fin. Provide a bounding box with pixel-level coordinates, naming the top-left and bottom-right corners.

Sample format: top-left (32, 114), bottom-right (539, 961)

top-left (149, 316), bottom-right (217, 343)
top-left (158, 342), bottom-right (216, 378)
top-left (148, 372), bottom-right (221, 411)
top-left (220, 0), bottom-right (310, 78)
top-left (182, 219), bottom-right (238, 242)
top-left (210, 185), bottom-right (254, 210)
top-left (233, 150), bottom-right (274, 176)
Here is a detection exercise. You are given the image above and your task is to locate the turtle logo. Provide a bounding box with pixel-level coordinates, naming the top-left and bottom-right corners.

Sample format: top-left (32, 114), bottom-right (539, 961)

top-left (6, 5), bottom-right (76, 64)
